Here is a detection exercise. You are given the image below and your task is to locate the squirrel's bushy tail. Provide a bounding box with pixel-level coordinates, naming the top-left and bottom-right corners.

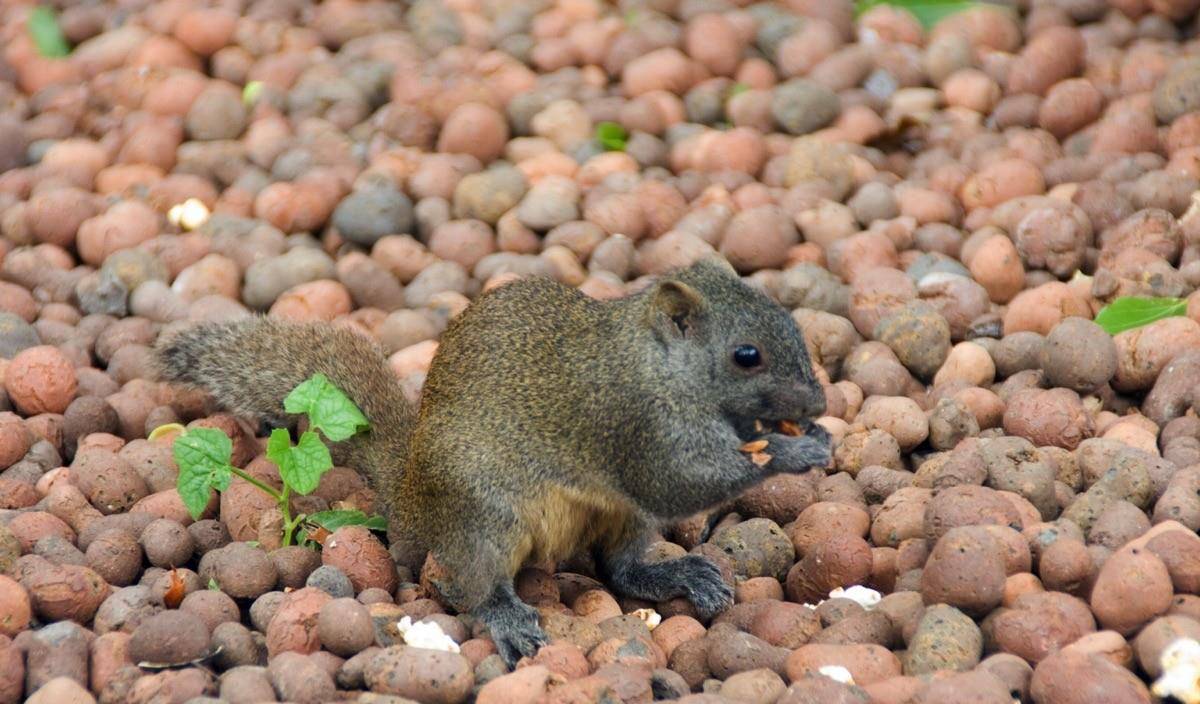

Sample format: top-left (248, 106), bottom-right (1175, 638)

top-left (155, 317), bottom-right (413, 498)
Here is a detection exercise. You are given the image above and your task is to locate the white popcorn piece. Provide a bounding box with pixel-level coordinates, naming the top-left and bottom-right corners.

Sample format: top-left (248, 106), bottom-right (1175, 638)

top-left (917, 271), bottom-right (971, 289)
top-left (826, 585), bottom-right (882, 610)
top-left (1152, 638), bottom-right (1200, 704)
top-left (168, 198), bottom-right (211, 231)
top-left (630, 608), bottom-right (662, 630)
top-left (818, 665), bottom-right (855, 685)
top-left (396, 616), bottom-right (461, 653)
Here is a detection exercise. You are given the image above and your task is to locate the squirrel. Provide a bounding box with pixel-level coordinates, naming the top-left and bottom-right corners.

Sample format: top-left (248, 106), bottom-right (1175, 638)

top-left (154, 254), bottom-right (832, 667)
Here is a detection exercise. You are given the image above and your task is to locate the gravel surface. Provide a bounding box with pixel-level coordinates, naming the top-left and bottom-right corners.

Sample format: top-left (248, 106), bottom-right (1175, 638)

top-left (2, 0), bottom-right (1200, 703)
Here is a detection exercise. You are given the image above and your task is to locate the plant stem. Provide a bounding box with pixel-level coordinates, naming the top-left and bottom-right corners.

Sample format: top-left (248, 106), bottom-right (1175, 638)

top-left (229, 466), bottom-right (282, 501)
top-left (279, 484), bottom-right (294, 546)
top-left (228, 466), bottom-right (303, 547)
top-left (282, 511), bottom-right (305, 548)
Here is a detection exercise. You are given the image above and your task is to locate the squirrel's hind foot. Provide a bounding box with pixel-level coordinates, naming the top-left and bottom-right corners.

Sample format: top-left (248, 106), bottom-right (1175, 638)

top-left (475, 583), bottom-right (548, 668)
top-left (677, 555), bottom-right (735, 620)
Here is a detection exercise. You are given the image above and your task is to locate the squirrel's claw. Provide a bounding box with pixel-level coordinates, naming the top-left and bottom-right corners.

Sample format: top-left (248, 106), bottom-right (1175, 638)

top-left (476, 583), bottom-right (549, 669)
top-left (491, 620), bottom-right (548, 669)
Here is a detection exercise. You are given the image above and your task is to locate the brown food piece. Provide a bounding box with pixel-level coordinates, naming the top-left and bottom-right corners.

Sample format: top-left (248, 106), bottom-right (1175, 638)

top-left (162, 569), bottom-right (186, 609)
top-left (149, 568), bottom-right (202, 607)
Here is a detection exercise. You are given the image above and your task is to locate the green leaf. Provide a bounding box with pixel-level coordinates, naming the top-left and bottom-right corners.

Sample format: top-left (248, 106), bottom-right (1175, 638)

top-left (1094, 297), bottom-right (1188, 335)
top-left (284, 374), bottom-right (369, 442)
top-left (306, 509), bottom-right (389, 533)
top-left (28, 6), bottom-right (70, 58)
top-left (266, 427), bottom-right (291, 468)
top-left (267, 429), bottom-right (332, 496)
top-left (208, 578), bottom-right (220, 591)
top-left (728, 83), bottom-right (750, 98)
top-left (853, 0), bottom-right (993, 29)
top-left (595, 121), bottom-right (628, 152)
top-left (173, 428), bottom-right (234, 520)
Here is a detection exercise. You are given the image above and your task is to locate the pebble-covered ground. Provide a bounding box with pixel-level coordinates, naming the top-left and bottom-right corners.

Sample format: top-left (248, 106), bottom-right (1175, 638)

top-left (2, 0), bottom-right (1200, 702)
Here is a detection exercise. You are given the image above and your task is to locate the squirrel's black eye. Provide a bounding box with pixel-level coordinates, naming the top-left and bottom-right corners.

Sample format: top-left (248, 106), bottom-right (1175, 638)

top-left (733, 345), bottom-right (762, 368)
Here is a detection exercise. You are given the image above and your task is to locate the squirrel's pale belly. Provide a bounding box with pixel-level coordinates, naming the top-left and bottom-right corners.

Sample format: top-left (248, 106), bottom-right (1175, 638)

top-left (511, 484), bottom-right (636, 574)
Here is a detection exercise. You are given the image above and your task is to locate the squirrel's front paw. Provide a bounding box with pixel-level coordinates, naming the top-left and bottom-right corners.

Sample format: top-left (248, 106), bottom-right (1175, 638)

top-left (760, 423), bottom-right (832, 473)
top-left (679, 555), bottom-right (734, 621)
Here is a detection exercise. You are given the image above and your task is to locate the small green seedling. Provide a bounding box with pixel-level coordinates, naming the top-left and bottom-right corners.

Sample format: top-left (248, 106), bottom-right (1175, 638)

top-left (853, 0), bottom-right (994, 29)
top-left (595, 121), bottom-right (628, 152)
top-left (1094, 296), bottom-right (1189, 336)
top-left (242, 80), bottom-right (265, 107)
top-left (171, 373), bottom-right (384, 547)
top-left (27, 5), bottom-right (70, 58)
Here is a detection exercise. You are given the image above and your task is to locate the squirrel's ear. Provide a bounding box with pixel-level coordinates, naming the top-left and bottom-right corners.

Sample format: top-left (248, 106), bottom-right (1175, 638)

top-left (649, 280), bottom-right (704, 336)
